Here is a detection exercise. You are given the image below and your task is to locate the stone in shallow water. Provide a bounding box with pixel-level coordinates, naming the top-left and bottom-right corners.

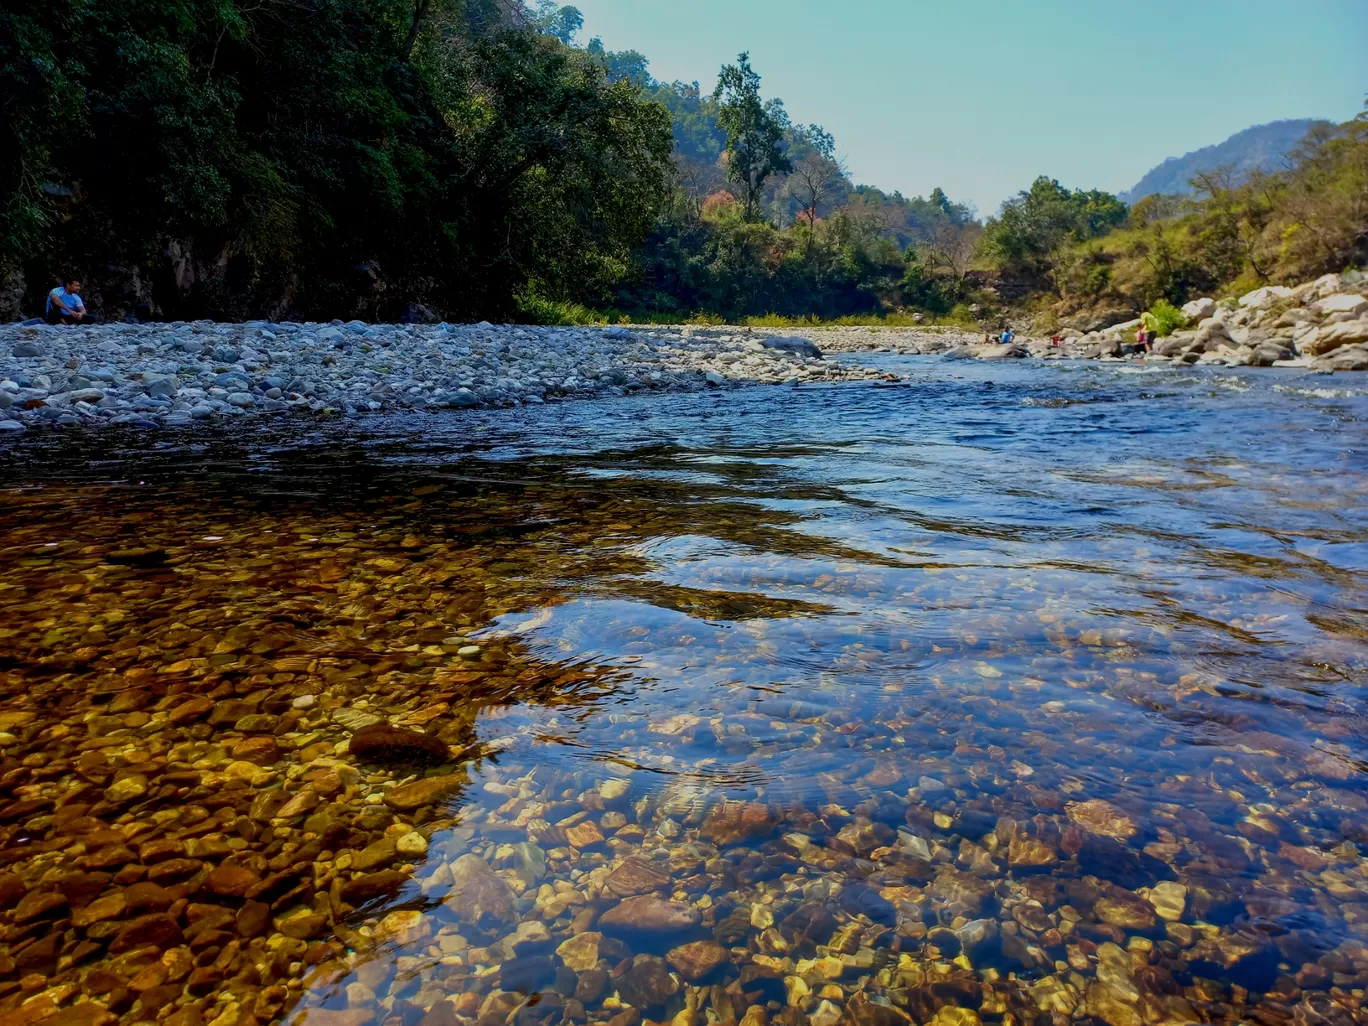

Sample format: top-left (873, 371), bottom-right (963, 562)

top-left (442, 854), bottom-right (516, 930)
top-left (600, 894), bottom-right (701, 937)
top-left (930, 867), bottom-right (994, 915)
top-left (701, 800), bottom-right (776, 846)
top-left (605, 856), bottom-right (670, 897)
top-left (501, 954), bottom-right (554, 993)
top-left (616, 954), bottom-right (678, 1010)
top-left (341, 870), bottom-right (409, 905)
top-left (565, 819), bottom-right (605, 849)
top-left (1094, 889), bottom-right (1157, 930)
top-left (557, 932), bottom-right (602, 972)
top-left (1008, 835), bottom-right (1058, 867)
top-left (332, 707), bottom-right (383, 732)
top-left (508, 920), bottom-right (553, 954)
top-left (667, 939), bottom-right (729, 982)
top-left (838, 883), bottom-right (896, 925)
top-left (1066, 798), bottom-right (1138, 840)
top-left (1148, 880), bottom-right (1186, 922)
top-left (383, 774), bottom-right (466, 811)
top-left (349, 723), bottom-right (451, 765)
top-left (599, 777), bottom-right (631, 802)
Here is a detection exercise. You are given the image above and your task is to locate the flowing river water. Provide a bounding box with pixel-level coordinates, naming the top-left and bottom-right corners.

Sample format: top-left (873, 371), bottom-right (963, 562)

top-left (0, 357), bottom-right (1366, 1026)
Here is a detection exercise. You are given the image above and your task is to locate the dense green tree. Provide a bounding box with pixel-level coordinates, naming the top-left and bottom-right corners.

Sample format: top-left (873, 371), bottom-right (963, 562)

top-left (0, 0), bottom-right (672, 320)
top-left (713, 53), bottom-right (791, 221)
top-left (981, 176), bottom-right (1127, 274)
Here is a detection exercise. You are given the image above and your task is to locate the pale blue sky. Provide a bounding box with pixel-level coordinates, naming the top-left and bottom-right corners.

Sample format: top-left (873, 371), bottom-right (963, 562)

top-left (570, 0), bottom-right (1367, 215)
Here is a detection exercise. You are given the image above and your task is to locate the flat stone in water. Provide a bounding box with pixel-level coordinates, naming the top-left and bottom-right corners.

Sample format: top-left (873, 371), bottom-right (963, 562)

top-left (604, 855), bottom-right (670, 896)
top-left (442, 854), bottom-right (516, 929)
top-left (599, 894), bottom-right (701, 937)
top-left (384, 774), bottom-right (467, 811)
top-left (348, 722), bottom-right (451, 765)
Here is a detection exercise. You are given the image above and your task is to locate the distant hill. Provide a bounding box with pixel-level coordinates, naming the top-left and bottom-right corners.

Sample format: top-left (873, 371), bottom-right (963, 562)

top-left (1121, 119), bottom-right (1330, 205)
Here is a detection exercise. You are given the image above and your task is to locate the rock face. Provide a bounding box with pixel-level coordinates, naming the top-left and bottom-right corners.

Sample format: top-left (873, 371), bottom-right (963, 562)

top-left (348, 723), bottom-right (451, 765)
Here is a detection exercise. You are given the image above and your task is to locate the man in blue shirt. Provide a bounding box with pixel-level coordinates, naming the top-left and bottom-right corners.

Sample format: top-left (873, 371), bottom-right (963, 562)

top-left (46, 279), bottom-right (94, 324)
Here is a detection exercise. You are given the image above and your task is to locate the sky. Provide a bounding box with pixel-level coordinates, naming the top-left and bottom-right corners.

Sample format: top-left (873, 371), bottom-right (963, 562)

top-left (568, 0), bottom-right (1367, 216)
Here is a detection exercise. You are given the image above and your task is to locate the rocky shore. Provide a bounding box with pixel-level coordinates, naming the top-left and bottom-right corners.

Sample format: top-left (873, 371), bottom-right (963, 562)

top-left (0, 323), bottom-right (882, 434)
top-left (4, 269), bottom-right (1365, 436)
top-left (789, 272), bottom-right (1368, 372)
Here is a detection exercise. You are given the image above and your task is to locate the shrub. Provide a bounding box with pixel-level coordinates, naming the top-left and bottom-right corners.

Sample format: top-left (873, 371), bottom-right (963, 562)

top-left (1142, 299), bottom-right (1187, 337)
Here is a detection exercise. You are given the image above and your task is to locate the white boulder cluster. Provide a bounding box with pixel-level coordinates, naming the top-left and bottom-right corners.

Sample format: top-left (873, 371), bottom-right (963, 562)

top-left (0, 320), bottom-right (878, 434)
top-left (1043, 272), bottom-right (1368, 370)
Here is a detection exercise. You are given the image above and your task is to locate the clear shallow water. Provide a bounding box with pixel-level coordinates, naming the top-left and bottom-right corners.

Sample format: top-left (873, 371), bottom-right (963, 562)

top-left (0, 357), bottom-right (1366, 1026)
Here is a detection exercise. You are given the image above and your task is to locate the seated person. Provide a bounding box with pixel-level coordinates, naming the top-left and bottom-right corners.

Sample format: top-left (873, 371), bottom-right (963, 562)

top-left (46, 279), bottom-right (93, 324)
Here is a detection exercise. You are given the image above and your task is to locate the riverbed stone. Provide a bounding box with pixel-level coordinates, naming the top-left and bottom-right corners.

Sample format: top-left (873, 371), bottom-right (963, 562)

top-left (600, 895), bottom-right (702, 937)
top-left (605, 856), bottom-right (670, 897)
top-left (616, 954), bottom-right (678, 1010)
top-left (1066, 799), bottom-right (1138, 840)
top-left (349, 723), bottom-right (451, 765)
top-left (384, 774), bottom-right (467, 811)
top-left (557, 932), bottom-right (603, 972)
top-left (666, 940), bottom-right (729, 982)
top-left (443, 854), bottom-right (517, 929)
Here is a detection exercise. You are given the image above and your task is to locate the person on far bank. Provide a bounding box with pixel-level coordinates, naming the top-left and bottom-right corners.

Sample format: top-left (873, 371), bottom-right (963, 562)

top-left (46, 279), bottom-right (93, 325)
top-left (999, 327), bottom-right (1015, 345)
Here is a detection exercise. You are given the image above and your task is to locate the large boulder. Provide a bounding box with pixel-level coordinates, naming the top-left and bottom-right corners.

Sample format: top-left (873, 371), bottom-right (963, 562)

top-left (1181, 297), bottom-right (1215, 322)
top-left (1327, 344), bottom-right (1368, 371)
top-left (1311, 272), bottom-right (1343, 298)
top-left (760, 335), bottom-right (822, 359)
top-left (1301, 319), bottom-right (1368, 356)
top-left (1194, 317), bottom-right (1232, 351)
top-left (1238, 285), bottom-right (1293, 309)
top-left (1064, 308), bottom-right (1135, 333)
top-left (1315, 294), bottom-right (1368, 318)
top-left (1246, 341), bottom-right (1294, 367)
top-left (1153, 333), bottom-right (1194, 357)
top-left (975, 343), bottom-right (1028, 360)
top-left (1102, 317), bottom-right (1143, 337)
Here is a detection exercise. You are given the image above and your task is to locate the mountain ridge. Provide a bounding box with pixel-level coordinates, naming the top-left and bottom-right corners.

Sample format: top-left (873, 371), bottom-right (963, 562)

top-left (1121, 118), bottom-right (1330, 205)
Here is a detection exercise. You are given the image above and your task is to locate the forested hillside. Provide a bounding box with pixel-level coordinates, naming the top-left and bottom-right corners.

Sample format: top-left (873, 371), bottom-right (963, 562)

top-left (1, 0), bottom-right (673, 321)
top-left (2, 0), bottom-right (1365, 325)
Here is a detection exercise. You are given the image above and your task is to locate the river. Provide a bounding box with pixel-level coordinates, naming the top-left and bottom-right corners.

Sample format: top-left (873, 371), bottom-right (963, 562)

top-left (1, 357), bottom-right (1366, 1026)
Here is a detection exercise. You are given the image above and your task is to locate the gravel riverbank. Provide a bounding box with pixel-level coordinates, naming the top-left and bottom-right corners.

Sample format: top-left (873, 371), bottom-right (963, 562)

top-left (0, 321), bottom-right (890, 434)
top-left (7, 270), bottom-right (1366, 437)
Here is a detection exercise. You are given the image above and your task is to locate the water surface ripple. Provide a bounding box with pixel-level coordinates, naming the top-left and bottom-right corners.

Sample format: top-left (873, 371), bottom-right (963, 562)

top-left (1, 357), bottom-right (1366, 1026)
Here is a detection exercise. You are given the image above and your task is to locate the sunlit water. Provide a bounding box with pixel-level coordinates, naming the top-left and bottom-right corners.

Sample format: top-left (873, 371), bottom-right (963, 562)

top-left (1, 357), bottom-right (1366, 1026)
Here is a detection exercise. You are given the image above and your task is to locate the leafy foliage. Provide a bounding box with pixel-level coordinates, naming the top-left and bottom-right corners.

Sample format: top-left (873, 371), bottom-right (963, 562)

top-left (1142, 299), bottom-right (1187, 336)
top-left (713, 54), bottom-right (791, 222)
top-left (980, 177), bottom-right (1128, 275)
top-left (0, 0), bottom-right (672, 320)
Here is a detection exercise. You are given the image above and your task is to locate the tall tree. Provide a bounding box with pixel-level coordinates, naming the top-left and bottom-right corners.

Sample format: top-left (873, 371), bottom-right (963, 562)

top-left (713, 53), bottom-right (790, 221)
top-left (788, 125), bottom-right (844, 225)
